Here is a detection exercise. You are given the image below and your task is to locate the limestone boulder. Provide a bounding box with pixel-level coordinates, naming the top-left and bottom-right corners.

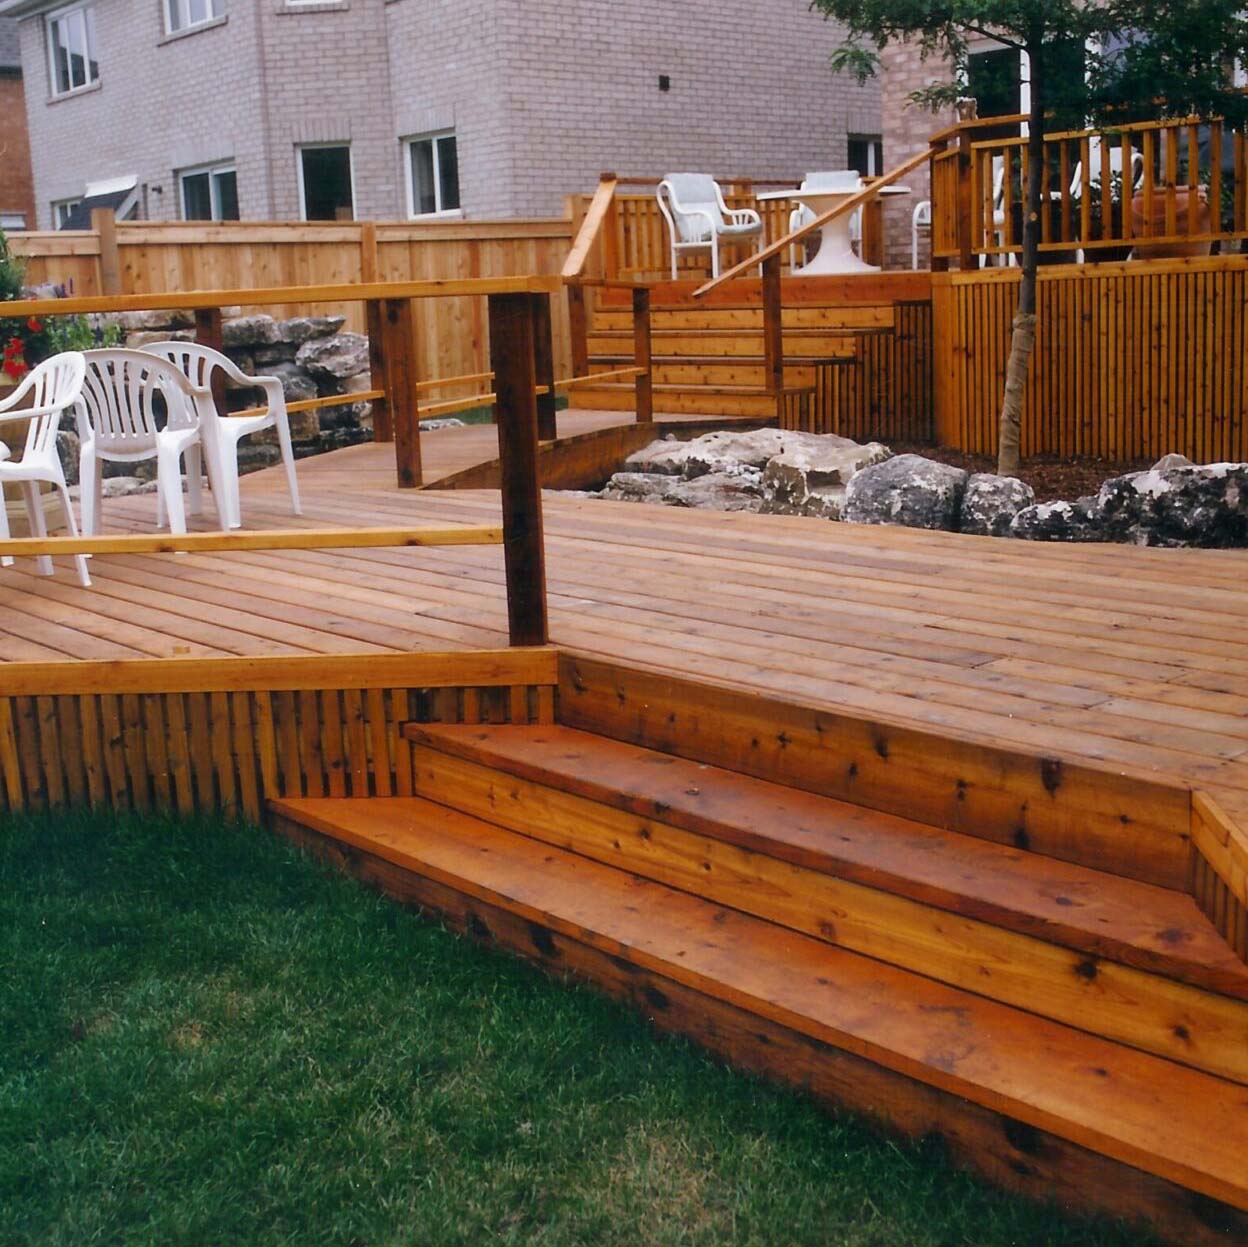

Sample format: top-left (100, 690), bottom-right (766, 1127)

top-left (296, 333), bottom-right (370, 380)
top-left (276, 315), bottom-right (346, 344)
top-left (125, 328), bottom-right (195, 350)
top-left (1093, 461), bottom-right (1248, 547)
top-left (264, 361), bottom-right (319, 404)
top-left (762, 438), bottom-right (890, 516)
top-left (1010, 497), bottom-right (1104, 542)
top-left (960, 473), bottom-right (1035, 537)
top-left (844, 454), bottom-right (968, 530)
top-left (600, 469), bottom-right (762, 511)
top-left (222, 315), bottom-right (279, 348)
top-left (116, 309), bottom-right (194, 332)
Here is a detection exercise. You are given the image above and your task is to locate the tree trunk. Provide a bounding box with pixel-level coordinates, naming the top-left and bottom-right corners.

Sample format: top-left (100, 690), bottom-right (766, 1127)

top-left (996, 45), bottom-right (1045, 477)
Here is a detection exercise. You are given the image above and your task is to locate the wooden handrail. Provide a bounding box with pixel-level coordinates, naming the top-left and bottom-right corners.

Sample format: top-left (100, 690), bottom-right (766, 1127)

top-left (0, 275), bottom-right (563, 319)
top-left (0, 526), bottom-right (502, 557)
top-left (562, 176), bottom-right (619, 279)
top-left (694, 147), bottom-right (932, 297)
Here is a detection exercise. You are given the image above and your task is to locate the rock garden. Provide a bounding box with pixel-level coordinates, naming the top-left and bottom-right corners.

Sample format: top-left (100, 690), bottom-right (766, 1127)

top-left (592, 429), bottom-right (1248, 547)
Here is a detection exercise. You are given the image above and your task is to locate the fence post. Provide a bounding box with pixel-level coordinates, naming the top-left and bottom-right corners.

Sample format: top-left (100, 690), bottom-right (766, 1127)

top-left (567, 283), bottom-right (589, 380)
top-left (632, 285), bottom-right (653, 423)
top-left (359, 221), bottom-right (379, 284)
top-left (381, 297), bottom-right (423, 488)
top-left (531, 292), bottom-right (558, 441)
top-left (761, 253), bottom-right (784, 420)
top-left (489, 292), bottom-right (548, 647)
top-left (92, 208), bottom-right (121, 296)
top-left (365, 298), bottom-right (393, 442)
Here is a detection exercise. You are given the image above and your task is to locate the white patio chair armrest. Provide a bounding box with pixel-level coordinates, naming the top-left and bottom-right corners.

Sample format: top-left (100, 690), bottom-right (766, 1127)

top-left (250, 375), bottom-right (287, 412)
top-left (725, 207), bottom-right (762, 229)
top-left (0, 401), bottom-right (66, 425)
top-left (212, 353), bottom-right (266, 388)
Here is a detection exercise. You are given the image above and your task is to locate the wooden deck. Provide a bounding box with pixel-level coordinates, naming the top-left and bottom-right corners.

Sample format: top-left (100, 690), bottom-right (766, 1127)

top-left (3, 421), bottom-right (1247, 812)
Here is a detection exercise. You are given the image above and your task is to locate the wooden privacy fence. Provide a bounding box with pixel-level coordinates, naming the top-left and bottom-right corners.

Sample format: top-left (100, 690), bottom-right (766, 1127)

top-left (8, 214), bottom-right (575, 385)
top-left (932, 255), bottom-right (1248, 461)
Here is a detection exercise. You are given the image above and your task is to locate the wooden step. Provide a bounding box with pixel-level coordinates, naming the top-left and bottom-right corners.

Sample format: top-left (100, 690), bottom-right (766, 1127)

top-left (589, 356), bottom-right (837, 390)
top-left (585, 329), bottom-right (862, 359)
top-left (403, 723), bottom-right (1248, 1085)
top-left (591, 305), bottom-right (896, 332)
top-left (569, 383), bottom-right (784, 418)
top-left (269, 792), bottom-right (1248, 1235)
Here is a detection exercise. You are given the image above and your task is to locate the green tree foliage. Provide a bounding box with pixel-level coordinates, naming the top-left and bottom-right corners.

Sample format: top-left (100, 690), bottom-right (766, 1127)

top-left (811, 0), bottom-right (1248, 473)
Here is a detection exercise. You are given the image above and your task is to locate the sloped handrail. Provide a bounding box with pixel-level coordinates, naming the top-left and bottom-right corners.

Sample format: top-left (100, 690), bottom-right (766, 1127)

top-left (562, 176), bottom-right (619, 279)
top-left (693, 148), bottom-right (933, 297)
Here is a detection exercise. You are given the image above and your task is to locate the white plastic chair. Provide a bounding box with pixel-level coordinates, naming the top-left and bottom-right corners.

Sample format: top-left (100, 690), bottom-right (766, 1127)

top-left (656, 174), bottom-right (763, 279)
top-left (911, 200), bottom-right (932, 269)
top-left (787, 170), bottom-right (863, 267)
top-left (0, 352), bottom-right (90, 586)
top-left (143, 342), bottom-right (300, 529)
top-left (77, 348), bottom-right (229, 538)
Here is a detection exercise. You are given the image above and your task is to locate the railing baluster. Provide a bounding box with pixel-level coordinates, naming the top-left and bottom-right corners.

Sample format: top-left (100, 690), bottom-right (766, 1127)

top-left (1165, 125), bottom-right (1179, 237)
top-left (1121, 133), bottom-right (1134, 244)
top-left (1100, 138), bottom-right (1113, 242)
top-left (1060, 140), bottom-right (1073, 244)
top-left (1210, 124), bottom-right (1224, 239)
top-left (1143, 130), bottom-right (1156, 238)
top-left (1080, 137), bottom-right (1093, 247)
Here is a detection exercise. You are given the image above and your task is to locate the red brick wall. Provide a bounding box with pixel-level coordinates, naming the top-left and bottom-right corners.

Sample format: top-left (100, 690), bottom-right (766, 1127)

top-left (0, 71), bottom-right (35, 230)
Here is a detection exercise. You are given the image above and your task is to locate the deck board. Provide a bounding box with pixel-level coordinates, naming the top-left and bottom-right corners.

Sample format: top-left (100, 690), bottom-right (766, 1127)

top-left (3, 415), bottom-right (1248, 803)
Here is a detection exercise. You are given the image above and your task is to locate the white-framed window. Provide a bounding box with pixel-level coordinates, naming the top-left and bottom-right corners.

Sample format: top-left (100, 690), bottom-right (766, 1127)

top-left (164, 0), bottom-right (221, 35)
top-left (180, 163), bottom-right (239, 220)
top-left (52, 199), bottom-right (82, 228)
top-left (297, 144), bottom-right (354, 221)
top-left (405, 131), bottom-right (460, 217)
top-left (46, 2), bottom-right (99, 98)
top-left (0, 213), bottom-right (28, 231)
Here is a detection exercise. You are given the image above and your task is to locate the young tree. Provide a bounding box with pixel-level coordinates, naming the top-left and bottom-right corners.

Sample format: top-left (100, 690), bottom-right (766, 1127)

top-left (811, 0), bottom-right (1248, 475)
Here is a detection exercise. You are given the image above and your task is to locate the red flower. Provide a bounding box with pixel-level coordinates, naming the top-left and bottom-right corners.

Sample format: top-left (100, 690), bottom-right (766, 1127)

top-left (26, 317), bottom-right (41, 333)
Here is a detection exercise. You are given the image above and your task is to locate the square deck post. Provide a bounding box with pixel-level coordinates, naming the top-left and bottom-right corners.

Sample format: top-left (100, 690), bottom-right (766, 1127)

top-left (761, 253), bottom-right (784, 419)
top-left (632, 286), bottom-right (653, 424)
top-left (365, 298), bottom-right (394, 443)
top-left (489, 292), bottom-right (549, 648)
top-left (380, 297), bottom-right (423, 488)
top-left (532, 292), bottom-right (558, 442)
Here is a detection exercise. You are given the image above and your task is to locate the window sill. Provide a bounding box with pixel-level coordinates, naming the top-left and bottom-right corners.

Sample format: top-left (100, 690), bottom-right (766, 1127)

top-left (408, 208), bottom-right (464, 221)
top-left (159, 14), bottom-right (228, 45)
top-left (277, 1), bottom-right (349, 12)
top-left (47, 79), bottom-right (101, 105)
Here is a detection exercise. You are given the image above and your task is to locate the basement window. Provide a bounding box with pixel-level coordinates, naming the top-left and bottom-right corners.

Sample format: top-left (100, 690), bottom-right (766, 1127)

top-left (180, 163), bottom-right (239, 220)
top-left (298, 144), bottom-right (354, 221)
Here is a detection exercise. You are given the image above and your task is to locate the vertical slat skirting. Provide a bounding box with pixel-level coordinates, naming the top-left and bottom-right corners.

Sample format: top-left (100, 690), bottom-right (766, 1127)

top-left (0, 680), bottom-right (550, 821)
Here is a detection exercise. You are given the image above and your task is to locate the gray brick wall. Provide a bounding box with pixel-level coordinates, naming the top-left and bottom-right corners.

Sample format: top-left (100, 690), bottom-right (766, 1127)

top-left (16, 0), bottom-right (881, 228)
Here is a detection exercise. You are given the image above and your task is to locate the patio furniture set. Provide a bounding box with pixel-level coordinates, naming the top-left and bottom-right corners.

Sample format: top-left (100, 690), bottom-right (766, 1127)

top-left (656, 171), bottom-right (914, 277)
top-left (0, 345), bottom-right (301, 586)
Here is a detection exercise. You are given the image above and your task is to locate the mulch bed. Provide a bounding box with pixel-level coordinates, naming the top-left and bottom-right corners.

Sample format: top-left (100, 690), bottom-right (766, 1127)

top-left (891, 442), bottom-right (1155, 504)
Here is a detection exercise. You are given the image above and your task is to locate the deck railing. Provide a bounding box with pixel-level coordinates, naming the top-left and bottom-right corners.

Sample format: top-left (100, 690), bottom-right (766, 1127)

top-left (563, 172), bottom-right (891, 285)
top-left (931, 114), bottom-right (1248, 264)
top-left (1, 276), bottom-right (574, 645)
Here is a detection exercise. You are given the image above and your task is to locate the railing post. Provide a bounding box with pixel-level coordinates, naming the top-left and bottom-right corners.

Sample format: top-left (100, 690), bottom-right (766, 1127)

top-left (956, 128), bottom-right (976, 270)
top-left (861, 196), bottom-right (884, 267)
top-left (761, 253), bottom-right (784, 419)
top-left (381, 297), bottom-right (423, 488)
top-left (567, 283), bottom-right (589, 379)
top-left (531, 292), bottom-right (558, 441)
top-left (91, 208), bottom-right (121, 296)
top-left (193, 306), bottom-right (227, 409)
top-left (365, 298), bottom-right (393, 442)
top-left (602, 193), bottom-right (621, 281)
top-left (632, 285), bottom-right (653, 424)
top-left (929, 141), bottom-right (949, 273)
top-left (489, 292), bottom-right (548, 647)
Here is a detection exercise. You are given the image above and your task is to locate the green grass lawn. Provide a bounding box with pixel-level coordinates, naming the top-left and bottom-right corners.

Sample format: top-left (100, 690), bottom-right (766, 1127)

top-left (0, 809), bottom-right (1160, 1247)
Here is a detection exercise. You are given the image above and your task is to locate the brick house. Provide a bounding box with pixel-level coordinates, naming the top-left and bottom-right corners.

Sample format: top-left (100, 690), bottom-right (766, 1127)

top-left (0, 16), bottom-right (36, 229)
top-left (0, 0), bottom-right (881, 230)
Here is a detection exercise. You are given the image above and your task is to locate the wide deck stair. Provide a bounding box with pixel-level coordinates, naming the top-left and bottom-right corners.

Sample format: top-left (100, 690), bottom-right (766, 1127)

top-left (569, 280), bottom-right (933, 443)
top-left (272, 718), bottom-right (1248, 1244)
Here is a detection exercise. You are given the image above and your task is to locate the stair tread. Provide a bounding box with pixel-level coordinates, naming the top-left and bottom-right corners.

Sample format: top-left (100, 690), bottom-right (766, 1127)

top-left (574, 381), bottom-right (799, 396)
top-left (404, 723), bottom-right (1248, 1001)
top-left (589, 353), bottom-right (849, 366)
top-left (271, 792), bottom-right (1248, 1210)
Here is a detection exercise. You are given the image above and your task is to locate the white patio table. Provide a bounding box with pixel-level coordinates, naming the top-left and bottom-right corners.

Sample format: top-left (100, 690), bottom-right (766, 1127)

top-left (758, 184), bottom-right (912, 275)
